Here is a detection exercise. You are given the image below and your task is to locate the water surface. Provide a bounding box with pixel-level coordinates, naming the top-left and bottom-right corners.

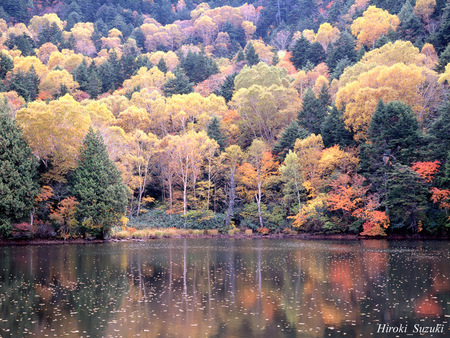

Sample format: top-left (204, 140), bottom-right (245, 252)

top-left (0, 239), bottom-right (449, 337)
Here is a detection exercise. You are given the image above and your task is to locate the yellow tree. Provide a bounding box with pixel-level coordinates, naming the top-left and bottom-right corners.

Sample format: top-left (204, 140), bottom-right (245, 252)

top-left (193, 15), bottom-right (218, 45)
top-left (69, 22), bottom-right (96, 56)
top-left (315, 23), bottom-right (340, 52)
top-left (117, 66), bottom-right (171, 95)
top-left (28, 13), bottom-right (64, 38)
top-left (165, 130), bottom-right (218, 216)
top-left (116, 106), bottom-right (151, 133)
top-left (351, 6), bottom-right (400, 48)
top-left (336, 63), bottom-right (426, 141)
top-left (414, 0), bottom-right (436, 24)
top-left (231, 84), bottom-right (299, 146)
top-left (16, 94), bottom-right (91, 183)
top-left (165, 93), bottom-right (227, 134)
top-left (238, 139), bottom-right (278, 228)
top-left (39, 69), bottom-right (79, 97)
top-left (126, 130), bottom-right (160, 216)
top-left (37, 42), bottom-right (58, 65)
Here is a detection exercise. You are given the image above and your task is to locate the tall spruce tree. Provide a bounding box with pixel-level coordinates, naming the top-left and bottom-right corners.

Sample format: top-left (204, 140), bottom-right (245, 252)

top-left (290, 35), bottom-right (310, 70)
top-left (321, 105), bottom-right (355, 148)
top-left (273, 121), bottom-right (310, 160)
top-left (70, 128), bottom-right (129, 238)
top-left (245, 42), bottom-right (260, 66)
top-left (163, 68), bottom-right (193, 97)
top-left (217, 72), bottom-right (237, 103)
top-left (0, 104), bottom-right (39, 237)
top-left (207, 116), bottom-right (226, 151)
top-left (298, 88), bottom-right (325, 134)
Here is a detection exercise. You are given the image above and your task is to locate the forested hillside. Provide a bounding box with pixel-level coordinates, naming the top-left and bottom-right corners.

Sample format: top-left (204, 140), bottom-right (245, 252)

top-left (0, 0), bottom-right (449, 238)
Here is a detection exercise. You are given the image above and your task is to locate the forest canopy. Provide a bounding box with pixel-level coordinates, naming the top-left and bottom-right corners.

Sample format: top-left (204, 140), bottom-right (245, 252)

top-left (0, 0), bottom-right (449, 238)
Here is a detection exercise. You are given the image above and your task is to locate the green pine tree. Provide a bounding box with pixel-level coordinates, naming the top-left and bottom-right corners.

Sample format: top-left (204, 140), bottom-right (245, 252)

top-left (9, 66), bottom-right (40, 102)
top-left (156, 57), bottom-right (168, 73)
top-left (320, 105), bottom-right (355, 148)
top-left (0, 103), bottom-right (39, 237)
top-left (0, 52), bottom-right (13, 80)
top-left (70, 128), bottom-right (129, 238)
top-left (385, 164), bottom-right (428, 232)
top-left (217, 72), bottom-right (237, 103)
top-left (245, 42), bottom-right (260, 66)
top-left (273, 121), bottom-right (310, 160)
top-left (290, 36), bottom-right (311, 70)
top-left (236, 48), bottom-right (245, 62)
top-left (163, 68), bottom-right (193, 97)
top-left (298, 88), bottom-right (325, 135)
top-left (436, 44), bottom-right (450, 73)
top-left (207, 116), bottom-right (226, 151)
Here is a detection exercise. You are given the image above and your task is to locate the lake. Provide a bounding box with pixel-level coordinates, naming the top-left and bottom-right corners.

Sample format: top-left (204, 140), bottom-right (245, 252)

top-left (0, 239), bottom-right (449, 337)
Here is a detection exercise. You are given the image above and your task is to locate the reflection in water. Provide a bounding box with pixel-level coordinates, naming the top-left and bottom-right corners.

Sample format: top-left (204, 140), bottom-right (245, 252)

top-left (0, 239), bottom-right (449, 337)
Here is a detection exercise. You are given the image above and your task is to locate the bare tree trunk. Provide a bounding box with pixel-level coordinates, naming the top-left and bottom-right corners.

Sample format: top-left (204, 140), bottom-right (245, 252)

top-left (225, 168), bottom-right (235, 227)
top-left (256, 181), bottom-right (263, 228)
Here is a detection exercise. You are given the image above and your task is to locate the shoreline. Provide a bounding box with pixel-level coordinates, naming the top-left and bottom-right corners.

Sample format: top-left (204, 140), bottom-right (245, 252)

top-left (0, 233), bottom-right (448, 246)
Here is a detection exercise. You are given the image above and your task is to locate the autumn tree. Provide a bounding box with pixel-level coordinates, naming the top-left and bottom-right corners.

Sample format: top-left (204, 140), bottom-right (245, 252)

top-left (16, 95), bottom-right (91, 183)
top-left (126, 131), bottom-right (159, 217)
top-left (351, 6), bottom-right (400, 48)
top-left (0, 104), bottom-right (39, 237)
top-left (280, 150), bottom-right (304, 214)
top-left (231, 63), bottom-right (300, 146)
top-left (239, 139), bottom-right (278, 228)
top-left (71, 128), bottom-right (129, 238)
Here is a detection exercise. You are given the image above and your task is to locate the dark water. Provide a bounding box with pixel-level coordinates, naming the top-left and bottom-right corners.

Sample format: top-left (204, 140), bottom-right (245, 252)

top-left (0, 239), bottom-right (449, 337)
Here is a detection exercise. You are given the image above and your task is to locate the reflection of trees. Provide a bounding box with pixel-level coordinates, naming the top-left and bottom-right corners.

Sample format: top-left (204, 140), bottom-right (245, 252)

top-left (0, 240), bottom-right (448, 336)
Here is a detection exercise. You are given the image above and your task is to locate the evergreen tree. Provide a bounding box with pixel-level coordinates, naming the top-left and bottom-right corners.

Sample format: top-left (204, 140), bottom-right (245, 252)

top-left (326, 31), bottom-right (357, 72)
top-left (131, 28), bottom-right (146, 52)
top-left (273, 121), bottom-right (310, 160)
top-left (427, 98), bottom-right (450, 161)
top-left (0, 52), bottom-right (13, 80)
top-left (236, 48), bottom-right (245, 62)
top-left (86, 62), bottom-right (102, 98)
top-left (207, 116), bottom-right (226, 151)
top-left (163, 68), bottom-right (193, 97)
top-left (222, 21), bottom-right (246, 52)
top-left (0, 104), bottom-right (39, 237)
top-left (428, 2), bottom-right (450, 53)
top-left (290, 36), bottom-right (311, 70)
top-left (156, 57), bottom-right (168, 73)
top-left (321, 105), bottom-right (355, 148)
top-left (70, 128), bottom-right (129, 238)
top-left (73, 60), bottom-right (90, 91)
top-left (367, 100), bottom-right (421, 165)
top-left (436, 44), bottom-right (450, 73)
top-left (9, 66), bottom-right (40, 102)
top-left (307, 42), bottom-right (326, 66)
top-left (385, 164), bottom-right (428, 232)
top-left (359, 100), bottom-right (422, 199)
top-left (398, 0), bottom-right (423, 44)
top-left (37, 22), bottom-right (63, 47)
top-left (298, 88), bottom-right (325, 135)
top-left (245, 42), bottom-right (260, 66)
top-left (331, 57), bottom-right (353, 79)
top-left (5, 33), bottom-right (36, 56)
top-left (179, 51), bottom-right (219, 84)
top-left (217, 72), bottom-right (237, 103)
top-left (371, 0), bottom-right (403, 14)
